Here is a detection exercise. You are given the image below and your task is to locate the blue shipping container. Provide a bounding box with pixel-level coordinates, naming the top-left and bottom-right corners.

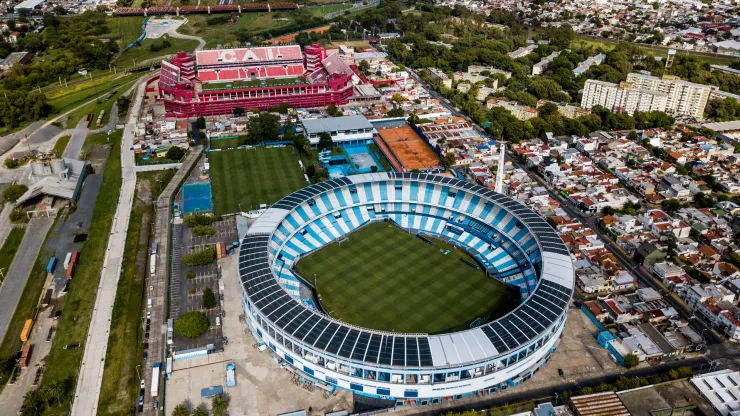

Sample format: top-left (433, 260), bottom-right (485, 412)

top-left (201, 385), bottom-right (224, 398)
top-left (46, 257), bottom-right (57, 274)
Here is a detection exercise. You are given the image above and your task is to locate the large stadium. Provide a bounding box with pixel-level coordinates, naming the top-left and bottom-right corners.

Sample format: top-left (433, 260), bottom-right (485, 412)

top-left (239, 172), bottom-right (574, 403)
top-left (156, 44), bottom-right (380, 117)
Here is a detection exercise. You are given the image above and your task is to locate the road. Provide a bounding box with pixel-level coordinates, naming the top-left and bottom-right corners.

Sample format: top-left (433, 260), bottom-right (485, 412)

top-left (141, 147), bottom-right (202, 415)
top-left (0, 218), bottom-right (54, 344)
top-left (395, 343), bottom-right (740, 415)
top-left (170, 20), bottom-right (206, 51)
top-left (70, 75), bottom-right (147, 416)
top-left (62, 121), bottom-right (89, 160)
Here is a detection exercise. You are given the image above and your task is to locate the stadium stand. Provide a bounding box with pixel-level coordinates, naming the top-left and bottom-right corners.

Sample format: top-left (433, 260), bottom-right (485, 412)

top-left (240, 173), bottom-right (574, 402)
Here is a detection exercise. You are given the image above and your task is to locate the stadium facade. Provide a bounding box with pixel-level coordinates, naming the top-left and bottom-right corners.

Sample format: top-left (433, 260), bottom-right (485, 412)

top-left (157, 44), bottom-right (374, 117)
top-left (239, 173), bottom-right (574, 402)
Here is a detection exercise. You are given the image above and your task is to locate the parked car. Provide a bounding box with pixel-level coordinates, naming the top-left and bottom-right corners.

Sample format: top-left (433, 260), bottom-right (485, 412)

top-left (140, 379), bottom-right (145, 389)
top-left (143, 351), bottom-right (148, 360)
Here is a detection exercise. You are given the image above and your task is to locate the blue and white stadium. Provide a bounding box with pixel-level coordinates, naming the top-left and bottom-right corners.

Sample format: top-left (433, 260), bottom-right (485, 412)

top-left (239, 172), bottom-right (574, 402)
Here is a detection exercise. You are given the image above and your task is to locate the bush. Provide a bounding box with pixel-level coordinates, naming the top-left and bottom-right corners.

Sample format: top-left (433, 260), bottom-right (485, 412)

top-left (9, 210), bottom-right (26, 223)
top-left (165, 146), bottom-right (185, 161)
top-left (623, 353), bottom-right (639, 369)
top-left (174, 311), bottom-right (209, 338)
top-left (202, 287), bottom-right (217, 309)
top-left (4, 158), bottom-right (19, 169)
top-left (186, 271), bottom-right (195, 280)
top-left (3, 183), bottom-right (28, 202)
top-left (184, 213), bottom-right (216, 227)
top-left (181, 247), bottom-right (216, 266)
top-left (193, 225), bottom-right (216, 237)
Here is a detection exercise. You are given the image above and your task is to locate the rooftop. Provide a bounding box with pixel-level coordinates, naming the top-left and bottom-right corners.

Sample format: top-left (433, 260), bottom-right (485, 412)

top-left (301, 115), bottom-right (373, 135)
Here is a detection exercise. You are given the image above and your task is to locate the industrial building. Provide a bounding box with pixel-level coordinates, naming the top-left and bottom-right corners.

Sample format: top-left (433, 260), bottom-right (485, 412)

top-left (300, 115), bottom-right (374, 146)
top-left (16, 158), bottom-right (87, 208)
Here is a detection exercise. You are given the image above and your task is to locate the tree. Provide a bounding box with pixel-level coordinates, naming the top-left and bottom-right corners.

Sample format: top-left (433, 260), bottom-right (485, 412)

top-left (318, 132), bottom-right (333, 151)
top-left (246, 113), bottom-right (281, 144)
top-left (181, 247), bottom-right (216, 266)
top-left (4, 158), bottom-right (19, 169)
top-left (192, 407), bottom-right (209, 416)
top-left (45, 380), bottom-right (64, 406)
top-left (233, 107), bottom-right (245, 116)
top-left (440, 152), bottom-right (456, 169)
top-left (390, 93), bottom-right (406, 103)
top-left (623, 353), bottom-right (639, 369)
top-left (193, 225), bottom-right (216, 236)
top-left (197, 117), bottom-right (206, 129)
top-left (292, 134), bottom-right (308, 154)
top-left (358, 60), bottom-right (370, 74)
top-left (165, 146), bottom-right (185, 161)
top-left (212, 395), bottom-right (230, 416)
top-left (202, 287), bottom-right (217, 309)
top-left (3, 183), bottom-right (28, 202)
top-left (326, 104), bottom-right (339, 116)
top-left (174, 311), bottom-right (209, 338)
top-left (172, 404), bottom-right (191, 416)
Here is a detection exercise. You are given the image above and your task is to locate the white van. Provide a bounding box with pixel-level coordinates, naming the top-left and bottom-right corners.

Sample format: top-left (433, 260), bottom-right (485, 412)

top-left (216, 317), bottom-right (221, 327)
top-left (147, 299), bottom-right (152, 309)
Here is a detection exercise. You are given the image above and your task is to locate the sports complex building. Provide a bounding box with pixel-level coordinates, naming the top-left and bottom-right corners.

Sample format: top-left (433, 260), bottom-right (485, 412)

top-left (157, 44), bottom-right (381, 117)
top-left (239, 172), bottom-right (574, 403)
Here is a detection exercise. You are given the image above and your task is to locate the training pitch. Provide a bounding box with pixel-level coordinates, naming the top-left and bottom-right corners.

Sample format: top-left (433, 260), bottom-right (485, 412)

top-left (209, 147), bottom-right (306, 215)
top-left (295, 222), bottom-right (519, 334)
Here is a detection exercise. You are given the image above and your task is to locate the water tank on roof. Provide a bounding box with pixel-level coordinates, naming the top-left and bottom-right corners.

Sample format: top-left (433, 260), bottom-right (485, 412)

top-left (49, 159), bottom-right (66, 174)
top-left (30, 161), bottom-right (46, 176)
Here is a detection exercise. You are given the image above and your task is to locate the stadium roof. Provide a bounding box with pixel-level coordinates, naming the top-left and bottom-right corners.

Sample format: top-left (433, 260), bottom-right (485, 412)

top-left (240, 172), bottom-right (574, 369)
top-left (301, 115), bottom-right (373, 135)
top-left (15, 0), bottom-right (44, 10)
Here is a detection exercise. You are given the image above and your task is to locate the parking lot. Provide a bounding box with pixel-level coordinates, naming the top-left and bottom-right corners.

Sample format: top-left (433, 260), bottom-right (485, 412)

top-left (170, 214), bottom-right (238, 352)
top-left (166, 255), bottom-right (353, 416)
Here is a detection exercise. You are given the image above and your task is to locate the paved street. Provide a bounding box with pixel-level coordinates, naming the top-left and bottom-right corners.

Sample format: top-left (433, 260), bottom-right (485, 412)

top-left (62, 120), bottom-right (89, 160)
top-left (0, 218), bottom-right (54, 343)
top-left (70, 75), bottom-right (148, 416)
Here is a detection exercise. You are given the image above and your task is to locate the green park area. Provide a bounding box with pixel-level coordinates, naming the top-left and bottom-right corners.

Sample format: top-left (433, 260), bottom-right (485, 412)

top-left (209, 147), bottom-right (306, 214)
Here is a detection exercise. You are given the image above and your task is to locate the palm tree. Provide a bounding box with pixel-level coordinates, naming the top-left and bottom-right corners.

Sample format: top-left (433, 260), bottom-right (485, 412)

top-left (172, 404), bottom-right (191, 416)
top-left (46, 380), bottom-right (65, 406)
top-left (192, 406), bottom-right (209, 416)
top-left (22, 389), bottom-right (43, 413)
top-left (36, 385), bottom-right (51, 408)
top-left (211, 395), bottom-right (229, 416)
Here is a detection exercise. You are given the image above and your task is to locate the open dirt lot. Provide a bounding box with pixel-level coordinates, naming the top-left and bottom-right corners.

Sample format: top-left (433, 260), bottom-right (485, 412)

top-left (166, 255), bottom-right (353, 415)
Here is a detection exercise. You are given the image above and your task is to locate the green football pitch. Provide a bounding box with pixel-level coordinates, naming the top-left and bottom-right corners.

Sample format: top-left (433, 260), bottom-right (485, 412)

top-left (209, 147), bottom-right (306, 215)
top-left (295, 222), bottom-right (520, 334)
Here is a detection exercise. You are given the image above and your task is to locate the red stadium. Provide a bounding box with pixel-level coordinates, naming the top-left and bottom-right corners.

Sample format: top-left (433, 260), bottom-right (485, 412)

top-left (157, 44), bottom-right (367, 117)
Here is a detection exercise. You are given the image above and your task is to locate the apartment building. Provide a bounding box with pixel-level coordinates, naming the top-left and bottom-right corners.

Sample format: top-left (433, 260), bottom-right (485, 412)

top-left (487, 98), bottom-right (538, 120)
top-left (625, 73), bottom-right (711, 118)
top-left (427, 67), bottom-right (452, 88)
top-left (581, 79), bottom-right (669, 114)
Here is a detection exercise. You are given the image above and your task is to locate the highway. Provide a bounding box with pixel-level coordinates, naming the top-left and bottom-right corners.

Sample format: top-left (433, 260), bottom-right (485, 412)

top-left (404, 66), bottom-right (724, 345)
top-left (70, 74), bottom-right (149, 416)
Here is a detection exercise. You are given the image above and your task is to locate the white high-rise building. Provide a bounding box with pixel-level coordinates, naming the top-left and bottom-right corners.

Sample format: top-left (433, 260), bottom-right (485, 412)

top-left (626, 73), bottom-right (711, 118)
top-left (581, 79), bottom-right (668, 115)
top-left (581, 73), bottom-right (711, 118)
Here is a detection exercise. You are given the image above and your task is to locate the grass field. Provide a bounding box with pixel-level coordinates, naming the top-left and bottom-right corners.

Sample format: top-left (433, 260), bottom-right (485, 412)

top-left (209, 147), bottom-right (306, 214)
top-left (47, 74), bottom-right (139, 118)
top-left (177, 13), bottom-right (291, 48)
top-left (64, 76), bottom-right (140, 128)
top-left (53, 136), bottom-right (71, 156)
top-left (98, 169), bottom-right (174, 416)
top-left (0, 228), bottom-right (26, 285)
top-left (295, 222), bottom-right (519, 334)
top-left (209, 136), bottom-right (246, 149)
top-left (40, 130), bottom-right (123, 415)
top-left (202, 77), bottom-right (306, 91)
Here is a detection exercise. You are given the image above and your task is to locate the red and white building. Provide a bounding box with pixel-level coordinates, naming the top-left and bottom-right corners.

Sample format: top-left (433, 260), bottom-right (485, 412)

top-left (157, 44), bottom-right (366, 117)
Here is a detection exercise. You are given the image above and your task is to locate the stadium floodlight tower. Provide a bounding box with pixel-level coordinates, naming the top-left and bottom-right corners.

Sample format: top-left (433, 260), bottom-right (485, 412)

top-left (238, 172), bottom-right (574, 404)
top-left (495, 143), bottom-right (506, 194)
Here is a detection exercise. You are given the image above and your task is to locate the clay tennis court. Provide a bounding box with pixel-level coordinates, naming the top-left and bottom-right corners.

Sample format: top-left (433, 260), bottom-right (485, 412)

top-left (376, 125), bottom-right (442, 172)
